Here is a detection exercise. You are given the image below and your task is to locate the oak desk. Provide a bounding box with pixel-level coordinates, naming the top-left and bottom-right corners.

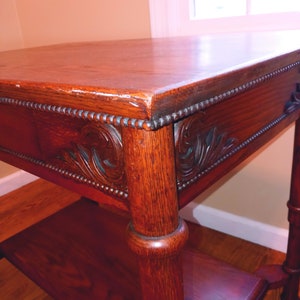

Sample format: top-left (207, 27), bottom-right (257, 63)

top-left (0, 31), bottom-right (300, 299)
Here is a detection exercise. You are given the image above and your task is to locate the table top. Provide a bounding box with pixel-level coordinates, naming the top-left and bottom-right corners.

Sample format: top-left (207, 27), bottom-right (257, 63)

top-left (0, 30), bottom-right (300, 211)
top-left (1, 30), bottom-right (300, 129)
top-left (1, 30), bottom-right (300, 300)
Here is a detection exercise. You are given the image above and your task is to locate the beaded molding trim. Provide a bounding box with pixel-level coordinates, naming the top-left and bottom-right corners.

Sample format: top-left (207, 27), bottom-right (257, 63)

top-left (0, 112), bottom-right (292, 195)
top-left (177, 112), bottom-right (290, 191)
top-left (0, 61), bottom-right (299, 130)
top-left (0, 146), bottom-right (128, 200)
top-left (0, 98), bottom-right (152, 130)
top-left (0, 111), bottom-right (297, 195)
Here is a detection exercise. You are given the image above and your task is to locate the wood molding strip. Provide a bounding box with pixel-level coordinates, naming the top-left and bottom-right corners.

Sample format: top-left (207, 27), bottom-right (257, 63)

top-left (1, 61), bottom-right (299, 130)
top-left (0, 147), bottom-right (128, 199)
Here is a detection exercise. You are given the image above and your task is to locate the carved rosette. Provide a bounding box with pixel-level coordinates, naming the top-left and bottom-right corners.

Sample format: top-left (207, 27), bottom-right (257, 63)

top-left (59, 123), bottom-right (126, 191)
top-left (174, 115), bottom-right (237, 185)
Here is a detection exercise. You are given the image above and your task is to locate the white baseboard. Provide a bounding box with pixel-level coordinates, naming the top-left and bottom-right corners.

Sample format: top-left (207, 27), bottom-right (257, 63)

top-left (0, 171), bottom-right (39, 197)
top-left (180, 202), bottom-right (288, 253)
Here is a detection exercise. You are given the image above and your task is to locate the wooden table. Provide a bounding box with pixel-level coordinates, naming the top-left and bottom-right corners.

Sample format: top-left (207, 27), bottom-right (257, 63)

top-left (0, 31), bottom-right (300, 299)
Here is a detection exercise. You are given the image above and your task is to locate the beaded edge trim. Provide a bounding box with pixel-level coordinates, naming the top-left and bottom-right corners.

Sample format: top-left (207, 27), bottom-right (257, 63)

top-left (0, 111), bottom-right (291, 195)
top-left (1, 61), bottom-right (299, 130)
top-left (0, 146), bottom-right (129, 200)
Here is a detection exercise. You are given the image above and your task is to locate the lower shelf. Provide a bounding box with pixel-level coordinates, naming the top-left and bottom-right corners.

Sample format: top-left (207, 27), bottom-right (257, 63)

top-left (0, 198), bottom-right (267, 299)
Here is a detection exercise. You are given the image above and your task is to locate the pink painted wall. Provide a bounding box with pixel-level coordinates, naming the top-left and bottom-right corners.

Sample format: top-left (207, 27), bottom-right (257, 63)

top-left (0, 0), bottom-right (23, 50)
top-left (15, 0), bottom-right (151, 47)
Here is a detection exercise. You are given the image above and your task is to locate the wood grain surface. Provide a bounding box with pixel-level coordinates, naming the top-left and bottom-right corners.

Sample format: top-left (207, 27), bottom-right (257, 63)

top-left (0, 179), bottom-right (80, 243)
top-left (0, 31), bottom-right (299, 120)
top-left (0, 179), bottom-right (292, 299)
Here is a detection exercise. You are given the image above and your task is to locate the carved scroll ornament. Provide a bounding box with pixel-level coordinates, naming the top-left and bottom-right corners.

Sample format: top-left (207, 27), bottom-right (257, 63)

top-left (59, 123), bottom-right (126, 191)
top-left (174, 115), bottom-right (237, 186)
top-left (284, 83), bottom-right (300, 113)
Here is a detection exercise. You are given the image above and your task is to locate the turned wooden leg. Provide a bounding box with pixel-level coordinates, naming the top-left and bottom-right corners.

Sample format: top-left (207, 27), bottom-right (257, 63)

top-left (123, 125), bottom-right (188, 300)
top-left (282, 119), bottom-right (300, 300)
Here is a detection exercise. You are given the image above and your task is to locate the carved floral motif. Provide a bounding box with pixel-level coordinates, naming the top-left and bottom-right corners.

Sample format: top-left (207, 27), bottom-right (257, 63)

top-left (59, 123), bottom-right (126, 190)
top-left (174, 115), bottom-right (237, 184)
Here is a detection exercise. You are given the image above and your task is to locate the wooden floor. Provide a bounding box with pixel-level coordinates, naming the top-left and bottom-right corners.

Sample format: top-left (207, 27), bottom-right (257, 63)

top-left (0, 179), bottom-right (291, 299)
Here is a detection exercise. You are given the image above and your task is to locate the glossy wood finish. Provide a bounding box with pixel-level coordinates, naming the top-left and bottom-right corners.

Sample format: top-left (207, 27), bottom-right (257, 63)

top-left (0, 31), bottom-right (299, 122)
top-left (123, 125), bottom-right (188, 299)
top-left (0, 197), bottom-right (268, 299)
top-left (0, 179), bottom-right (288, 300)
top-left (0, 259), bottom-right (52, 300)
top-left (282, 118), bottom-right (300, 299)
top-left (0, 31), bottom-right (300, 299)
top-left (177, 68), bottom-right (300, 206)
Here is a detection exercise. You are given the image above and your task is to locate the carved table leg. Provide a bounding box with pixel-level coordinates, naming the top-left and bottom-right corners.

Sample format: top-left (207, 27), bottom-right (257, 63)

top-left (283, 119), bottom-right (300, 300)
top-left (123, 125), bottom-right (188, 300)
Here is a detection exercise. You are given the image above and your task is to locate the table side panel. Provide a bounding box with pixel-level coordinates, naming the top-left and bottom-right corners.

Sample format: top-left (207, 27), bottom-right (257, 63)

top-left (0, 106), bottom-right (128, 211)
top-left (0, 105), bottom-right (41, 157)
top-left (0, 66), bottom-right (299, 211)
top-left (177, 67), bottom-right (300, 206)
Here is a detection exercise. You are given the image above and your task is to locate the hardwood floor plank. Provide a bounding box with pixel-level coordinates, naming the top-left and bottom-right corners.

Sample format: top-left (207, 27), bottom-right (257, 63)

top-left (0, 258), bottom-right (52, 300)
top-left (0, 179), bottom-right (80, 243)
